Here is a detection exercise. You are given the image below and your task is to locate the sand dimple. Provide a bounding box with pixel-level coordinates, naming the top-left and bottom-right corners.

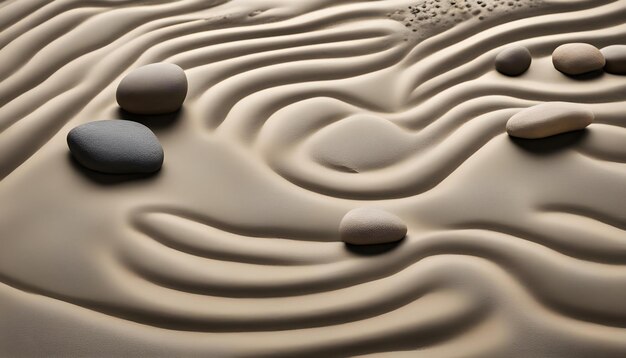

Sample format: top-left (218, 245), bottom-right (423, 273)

top-left (308, 115), bottom-right (414, 172)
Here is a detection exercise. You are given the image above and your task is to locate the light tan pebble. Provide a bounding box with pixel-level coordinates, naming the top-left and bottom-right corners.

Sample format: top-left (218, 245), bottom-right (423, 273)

top-left (116, 63), bottom-right (188, 115)
top-left (601, 45), bottom-right (626, 75)
top-left (506, 102), bottom-right (594, 139)
top-left (552, 43), bottom-right (605, 75)
top-left (339, 208), bottom-right (407, 245)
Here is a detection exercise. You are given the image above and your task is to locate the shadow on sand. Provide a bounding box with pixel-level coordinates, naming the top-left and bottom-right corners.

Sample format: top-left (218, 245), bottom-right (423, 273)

top-left (345, 238), bottom-right (406, 256)
top-left (510, 129), bottom-right (588, 155)
top-left (67, 153), bottom-right (161, 186)
top-left (116, 107), bottom-right (183, 131)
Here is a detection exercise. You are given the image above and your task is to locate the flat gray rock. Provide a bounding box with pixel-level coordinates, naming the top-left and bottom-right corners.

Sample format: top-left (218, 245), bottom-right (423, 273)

top-left (506, 102), bottom-right (594, 139)
top-left (495, 46), bottom-right (532, 76)
top-left (552, 43), bottom-right (605, 75)
top-left (116, 63), bottom-right (188, 115)
top-left (68, 120), bottom-right (164, 174)
top-left (339, 208), bottom-right (407, 245)
top-left (601, 45), bottom-right (626, 75)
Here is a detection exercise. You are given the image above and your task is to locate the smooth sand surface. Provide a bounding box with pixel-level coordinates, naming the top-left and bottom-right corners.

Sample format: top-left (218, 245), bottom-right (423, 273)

top-left (0, 0), bottom-right (625, 356)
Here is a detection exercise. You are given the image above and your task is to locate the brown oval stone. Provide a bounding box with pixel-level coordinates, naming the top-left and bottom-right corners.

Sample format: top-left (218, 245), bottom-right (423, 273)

top-left (116, 63), bottom-right (188, 115)
top-left (601, 45), bottom-right (626, 75)
top-left (339, 208), bottom-right (407, 245)
top-left (552, 43), bottom-right (605, 75)
top-left (495, 46), bottom-right (532, 76)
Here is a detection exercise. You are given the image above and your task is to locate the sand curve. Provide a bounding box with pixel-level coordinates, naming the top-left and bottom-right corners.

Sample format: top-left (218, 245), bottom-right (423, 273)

top-left (0, 0), bottom-right (626, 356)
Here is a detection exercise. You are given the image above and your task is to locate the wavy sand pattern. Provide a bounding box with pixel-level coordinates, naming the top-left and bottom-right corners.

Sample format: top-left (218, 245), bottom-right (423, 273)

top-left (0, 0), bottom-right (625, 356)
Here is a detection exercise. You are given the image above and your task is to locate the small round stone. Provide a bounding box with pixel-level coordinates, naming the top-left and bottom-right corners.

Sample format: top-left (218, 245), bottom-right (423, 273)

top-left (67, 120), bottom-right (164, 174)
top-left (116, 63), bottom-right (188, 115)
top-left (552, 43), bottom-right (605, 75)
top-left (339, 208), bottom-right (407, 245)
top-left (506, 102), bottom-right (594, 139)
top-left (495, 46), bottom-right (532, 76)
top-left (601, 45), bottom-right (626, 75)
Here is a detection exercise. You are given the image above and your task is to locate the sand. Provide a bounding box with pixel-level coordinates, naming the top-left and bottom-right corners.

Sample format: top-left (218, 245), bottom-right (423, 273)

top-left (0, 0), bottom-right (625, 356)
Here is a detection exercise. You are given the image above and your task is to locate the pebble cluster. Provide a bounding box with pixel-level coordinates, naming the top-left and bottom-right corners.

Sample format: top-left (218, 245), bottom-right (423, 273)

top-left (64, 43), bottom-right (624, 245)
top-left (389, 0), bottom-right (543, 40)
top-left (496, 43), bottom-right (626, 77)
top-left (68, 63), bottom-right (188, 174)
top-left (498, 43), bottom-right (625, 139)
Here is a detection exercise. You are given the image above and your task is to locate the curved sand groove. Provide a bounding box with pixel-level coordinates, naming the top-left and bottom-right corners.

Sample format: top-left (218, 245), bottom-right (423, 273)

top-left (405, 1), bottom-right (625, 92)
top-left (0, 1), bottom-right (406, 177)
top-left (0, 14), bottom-right (238, 177)
top-left (262, 109), bottom-right (517, 199)
top-left (132, 211), bottom-right (346, 266)
top-left (6, 226), bottom-right (626, 332)
top-left (0, 0), bottom-right (190, 64)
top-left (576, 123), bottom-right (626, 162)
top-left (192, 2), bottom-right (626, 198)
top-left (0, 275), bottom-right (498, 357)
top-left (163, 4), bottom-right (407, 70)
top-left (126, 210), bottom-right (626, 301)
top-left (200, 28), bottom-right (409, 131)
top-left (0, 0), bottom-right (49, 34)
top-left (254, 80), bottom-right (626, 198)
top-left (0, 1), bottom-right (227, 107)
top-left (0, 0), bottom-right (626, 356)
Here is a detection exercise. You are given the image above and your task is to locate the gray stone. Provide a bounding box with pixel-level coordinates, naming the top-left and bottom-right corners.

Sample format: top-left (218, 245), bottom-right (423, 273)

top-left (601, 45), bottom-right (626, 75)
top-left (67, 120), bottom-right (164, 174)
top-left (552, 43), bottom-right (605, 75)
top-left (495, 46), bottom-right (532, 76)
top-left (339, 208), bottom-right (407, 245)
top-left (506, 102), bottom-right (594, 139)
top-left (116, 63), bottom-right (188, 115)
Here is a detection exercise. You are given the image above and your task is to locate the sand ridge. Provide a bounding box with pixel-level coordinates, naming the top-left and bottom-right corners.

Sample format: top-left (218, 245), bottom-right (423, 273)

top-left (0, 0), bottom-right (626, 356)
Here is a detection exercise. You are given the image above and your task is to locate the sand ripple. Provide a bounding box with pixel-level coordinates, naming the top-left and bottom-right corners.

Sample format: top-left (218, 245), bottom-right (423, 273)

top-left (0, 0), bottom-right (625, 356)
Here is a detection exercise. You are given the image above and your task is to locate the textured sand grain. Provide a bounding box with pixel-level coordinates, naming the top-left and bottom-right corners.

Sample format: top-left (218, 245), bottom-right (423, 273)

top-left (1, 0), bottom-right (626, 357)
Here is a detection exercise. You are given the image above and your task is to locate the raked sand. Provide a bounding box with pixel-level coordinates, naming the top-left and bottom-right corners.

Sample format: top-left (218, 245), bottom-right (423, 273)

top-left (1, 0), bottom-right (626, 356)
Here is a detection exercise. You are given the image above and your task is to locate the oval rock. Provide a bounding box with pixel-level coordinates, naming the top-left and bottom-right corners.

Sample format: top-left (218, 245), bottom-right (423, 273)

top-left (116, 63), bottom-right (188, 115)
top-left (68, 120), bottom-right (164, 174)
top-left (506, 102), bottom-right (594, 139)
top-left (495, 46), bottom-right (532, 76)
top-left (552, 43), bottom-right (605, 75)
top-left (339, 208), bottom-right (407, 245)
top-left (601, 45), bottom-right (626, 75)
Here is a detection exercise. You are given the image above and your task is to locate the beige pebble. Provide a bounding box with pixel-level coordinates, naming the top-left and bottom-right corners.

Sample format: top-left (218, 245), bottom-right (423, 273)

top-left (116, 63), bottom-right (188, 115)
top-left (506, 102), bottom-right (594, 139)
top-left (601, 45), bottom-right (626, 75)
top-left (339, 208), bottom-right (407, 245)
top-left (552, 43), bottom-right (605, 75)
